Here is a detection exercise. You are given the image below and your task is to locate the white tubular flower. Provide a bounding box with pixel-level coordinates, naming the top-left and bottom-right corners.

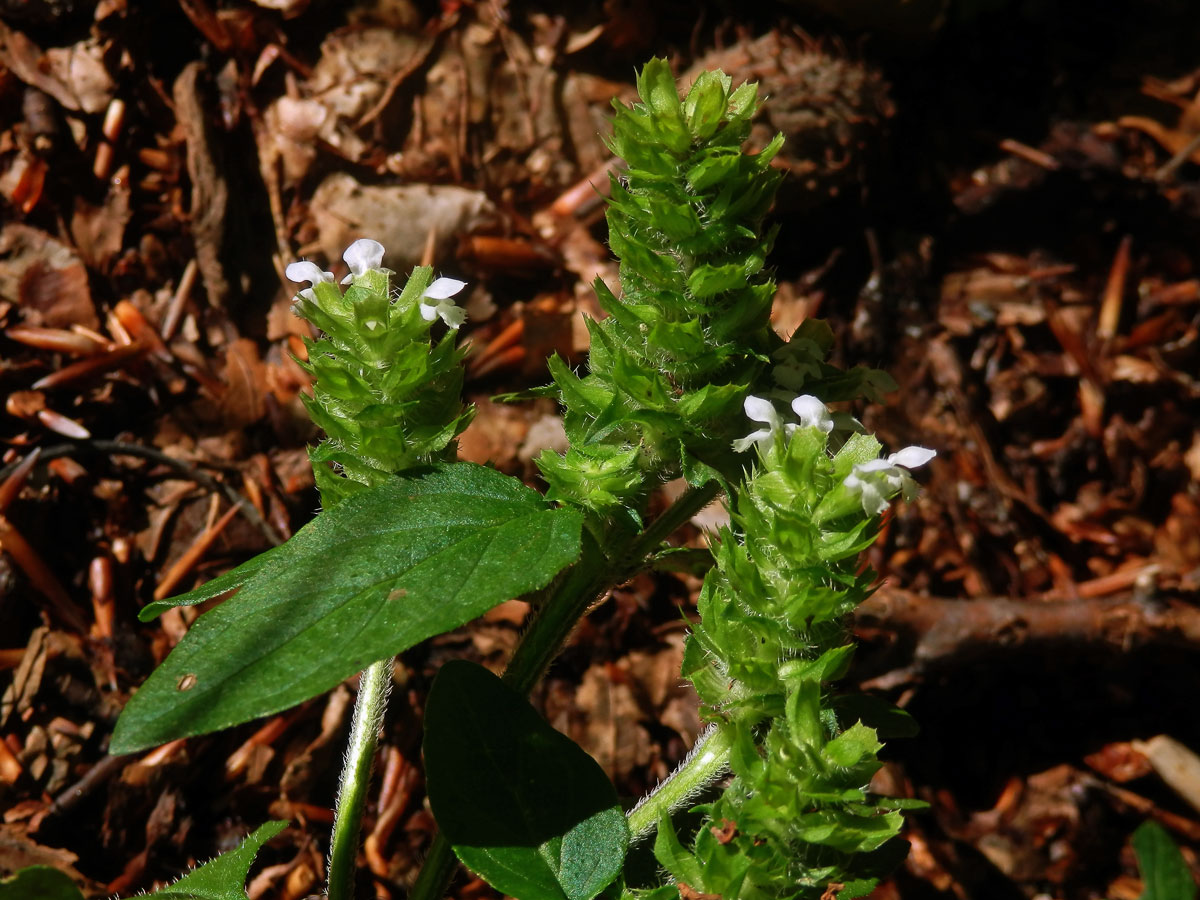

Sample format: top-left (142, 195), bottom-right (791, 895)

top-left (844, 446), bottom-right (937, 516)
top-left (341, 238), bottom-right (387, 284)
top-left (285, 260), bottom-right (335, 301)
top-left (733, 395), bottom-right (791, 452)
top-left (791, 394), bottom-right (834, 433)
top-left (419, 277), bottom-right (468, 329)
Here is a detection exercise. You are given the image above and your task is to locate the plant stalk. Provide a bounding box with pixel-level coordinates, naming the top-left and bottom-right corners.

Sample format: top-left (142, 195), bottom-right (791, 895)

top-left (327, 658), bottom-right (392, 900)
top-left (625, 721), bottom-right (735, 842)
top-left (409, 833), bottom-right (457, 900)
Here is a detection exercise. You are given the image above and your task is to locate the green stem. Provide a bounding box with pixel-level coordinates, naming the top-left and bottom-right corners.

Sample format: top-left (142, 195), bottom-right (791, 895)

top-left (408, 480), bottom-right (724, 900)
top-left (502, 533), bottom-right (610, 694)
top-left (504, 479), bottom-right (721, 696)
top-left (327, 659), bottom-right (392, 900)
top-left (626, 722), bottom-right (735, 842)
top-left (625, 480), bottom-right (722, 568)
top-left (409, 833), bottom-right (457, 900)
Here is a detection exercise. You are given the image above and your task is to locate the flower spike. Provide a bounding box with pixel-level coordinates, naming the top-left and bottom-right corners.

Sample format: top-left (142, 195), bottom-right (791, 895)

top-left (420, 278), bottom-right (468, 329)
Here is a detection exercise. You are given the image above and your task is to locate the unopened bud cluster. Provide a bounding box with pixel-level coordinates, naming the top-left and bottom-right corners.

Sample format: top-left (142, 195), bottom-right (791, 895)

top-left (538, 60), bottom-right (786, 527)
top-left (539, 62), bottom-right (893, 532)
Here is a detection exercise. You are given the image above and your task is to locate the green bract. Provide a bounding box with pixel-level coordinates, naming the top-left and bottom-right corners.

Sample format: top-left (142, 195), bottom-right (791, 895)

top-left (539, 61), bottom-right (893, 534)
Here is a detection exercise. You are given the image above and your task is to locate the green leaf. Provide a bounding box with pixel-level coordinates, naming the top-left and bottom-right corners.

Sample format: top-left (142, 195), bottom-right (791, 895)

top-left (824, 722), bottom-right (883, 768)
top-left (424, 660), bottom-right (628, 900)
top-left (140, 543), bottom-right (287, 620)
top-left (652, 814), bottom-right (704, 889)
top-left (1134, 820), bottom-right (1198, 900)
top-left (146, 821), bottom-right (286, 899)
top-left (0, 867), bottom-right (84, 900)
top-left (686, 262), bottom-right (746, 299)
top-left (112, 463), bottom-right (582, 754)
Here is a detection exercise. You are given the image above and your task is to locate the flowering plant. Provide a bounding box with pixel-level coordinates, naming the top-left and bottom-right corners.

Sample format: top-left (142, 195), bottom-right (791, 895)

top-left (15, 59), bottom-right (932, 900)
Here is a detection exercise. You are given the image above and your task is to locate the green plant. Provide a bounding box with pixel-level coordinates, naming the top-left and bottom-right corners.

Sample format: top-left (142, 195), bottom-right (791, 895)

top-left (1133, 820), bottom-right (1198, 900)
top-left (12, 59), bottom-right (933, 900)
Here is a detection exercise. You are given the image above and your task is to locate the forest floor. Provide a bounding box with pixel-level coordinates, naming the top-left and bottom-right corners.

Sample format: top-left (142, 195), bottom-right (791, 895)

top-left (1, 1), bottom-right (1200, 898)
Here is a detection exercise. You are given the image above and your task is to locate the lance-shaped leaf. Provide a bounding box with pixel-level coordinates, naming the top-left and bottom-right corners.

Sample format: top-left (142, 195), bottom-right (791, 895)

top-left (146, 821), bottom-right (286, 899)
top-left (425, 660), bottom-right (629, 900)
top-left (112, 463), bottom-right (582, 754)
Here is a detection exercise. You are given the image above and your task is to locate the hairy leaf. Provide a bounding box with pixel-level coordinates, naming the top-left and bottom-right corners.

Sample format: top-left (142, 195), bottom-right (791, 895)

top-left (147, 821), bottom-right (286, 899)
top-left (112, 464), bottom-right (581, 753)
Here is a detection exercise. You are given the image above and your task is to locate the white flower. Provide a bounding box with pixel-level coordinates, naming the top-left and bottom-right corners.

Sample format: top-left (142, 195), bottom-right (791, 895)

top-left (791, 394), bottom-right (834, 433)
top-left (285, 260), bottom-right (335, 301)
top-left (419, 277), bottom-right (468, 329)
top-left (732, 395), bottom-right (792, 452)
top-left (844, 446), bottom-right (937, 516)
top-left (341, 238), bottom-right (387, 284)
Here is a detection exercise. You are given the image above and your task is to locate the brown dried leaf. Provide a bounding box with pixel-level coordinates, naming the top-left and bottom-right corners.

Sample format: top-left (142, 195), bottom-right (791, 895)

top-left (309, 174), bottom-right (497, 273)
top-left (0, 21), bottom-right (112, 113)
top-left (0, 224), bottom-right (97, 328)
top-left (1083, 742), bottom-right (1154, 783)
top-left (220, 338), bottom-right (268, 426)
top-left (70, 177), bottom-right (132, 271)
top-left (1132, 735), bottom-right (1200, 815)
top-left (0, 626), bottom-right (47, 727)
top-left (574, 663), bottom-right (651, 779)
top-left (1111, 354), bottom-right (1161, 383)
top-left (0, 822), bottom-right (93, 887)
top-left (174, 61), bottom-right (230, 308)
top-left (43, 36), bottom-right (115, 114)
top-left (456, 397), bottom-right (531, 469)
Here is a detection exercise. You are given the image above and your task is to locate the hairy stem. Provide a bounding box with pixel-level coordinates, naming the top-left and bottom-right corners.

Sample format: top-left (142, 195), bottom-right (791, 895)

top-left (327, 659), bottom-right (392, 900)
top-left (626, 722), bottom-right (735, 842)
top-left (409, 480), bottom-right (723, 899)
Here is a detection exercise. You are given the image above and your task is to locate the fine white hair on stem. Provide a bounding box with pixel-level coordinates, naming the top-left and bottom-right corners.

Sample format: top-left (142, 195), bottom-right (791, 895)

top-left (627, 723), bottom-right (727, 841)
top-left (327, 661), bottom-right (394, 892)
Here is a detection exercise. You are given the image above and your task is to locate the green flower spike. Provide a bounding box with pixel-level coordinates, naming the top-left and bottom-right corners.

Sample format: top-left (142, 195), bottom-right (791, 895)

top-left (538, 59), bottom-right (787, 530)
top-left (638, 395), bottom-right (933, 900)
top-left (286, 239), bottom-right (474, 505)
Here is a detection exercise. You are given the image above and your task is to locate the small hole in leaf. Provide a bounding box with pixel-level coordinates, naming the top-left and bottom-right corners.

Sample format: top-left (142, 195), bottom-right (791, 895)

top-left (177, 673), bottom-right (197, 691)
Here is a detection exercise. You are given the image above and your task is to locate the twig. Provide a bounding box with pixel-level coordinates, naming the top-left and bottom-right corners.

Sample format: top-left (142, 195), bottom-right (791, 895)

top-left (1155, 129), bottom-right (1200, 182)
top-left (0, 439), bottom-right (284, 547)
top-left (855, 585), bottom-right (1200, 683)
top-left (48, 752), bottom-right (131, 817)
